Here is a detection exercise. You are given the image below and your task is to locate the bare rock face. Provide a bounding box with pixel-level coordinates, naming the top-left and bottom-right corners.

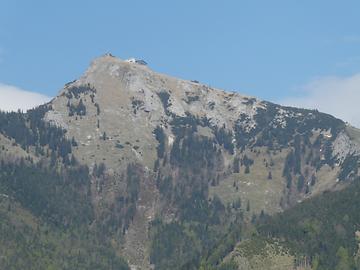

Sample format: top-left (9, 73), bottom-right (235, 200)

top-left (42, 54), bottom-right (360, 269)
top-left (46, 54), bottom-right (268, 178)
top-left (333, 128), bottom-right (360, 162)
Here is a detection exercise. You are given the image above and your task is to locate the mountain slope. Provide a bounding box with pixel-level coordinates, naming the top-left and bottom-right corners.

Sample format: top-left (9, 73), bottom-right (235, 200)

top-left (1, 54), bottom-right (360, 269)
top-left (207, 175), bottom-right (360, 270)
top-left (0, 108), bottom-right (130, 270)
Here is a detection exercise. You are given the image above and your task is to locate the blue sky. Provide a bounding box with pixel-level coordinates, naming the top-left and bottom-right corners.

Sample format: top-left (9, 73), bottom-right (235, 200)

top-left (1, 0), bottom-right (360, 125)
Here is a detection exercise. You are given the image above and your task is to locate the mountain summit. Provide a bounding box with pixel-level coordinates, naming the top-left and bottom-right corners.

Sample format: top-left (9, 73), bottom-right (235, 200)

top-left (47, 54), bottom-right (263, 168)
top-left (1, 54), bottom-right (360, 269)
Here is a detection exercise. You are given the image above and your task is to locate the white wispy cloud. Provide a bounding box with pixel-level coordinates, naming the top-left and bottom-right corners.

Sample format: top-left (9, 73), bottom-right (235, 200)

top-left (280, 74), bottom-right (360, 128)
top-left (0, 83), bottom-right (51, 112)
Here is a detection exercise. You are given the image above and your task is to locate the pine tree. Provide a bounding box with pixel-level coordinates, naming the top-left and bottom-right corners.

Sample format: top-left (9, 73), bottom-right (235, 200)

top-left (246, 200), bottom-right (250, 212)
top-left (233, 158), bottom-right (240, 173)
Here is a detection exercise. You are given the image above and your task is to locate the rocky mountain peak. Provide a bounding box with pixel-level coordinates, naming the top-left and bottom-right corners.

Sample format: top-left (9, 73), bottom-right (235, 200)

top-left (46, 55), bottom-right (360, 173)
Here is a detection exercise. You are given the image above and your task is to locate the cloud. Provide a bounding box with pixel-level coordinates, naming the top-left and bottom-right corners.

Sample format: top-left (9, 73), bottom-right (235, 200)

top-left (0, 83), bottom-right (51, 112)
top-left (280, 74), bottom-right (360, 128)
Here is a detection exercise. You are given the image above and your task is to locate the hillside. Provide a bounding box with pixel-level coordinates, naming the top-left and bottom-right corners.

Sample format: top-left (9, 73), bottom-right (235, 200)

top-left (1, 54), bottom-right (360, 269)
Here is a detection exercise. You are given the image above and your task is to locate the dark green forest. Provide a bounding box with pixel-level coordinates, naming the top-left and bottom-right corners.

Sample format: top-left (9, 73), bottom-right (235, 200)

top-left (257, 178), bottom-right (360, 270)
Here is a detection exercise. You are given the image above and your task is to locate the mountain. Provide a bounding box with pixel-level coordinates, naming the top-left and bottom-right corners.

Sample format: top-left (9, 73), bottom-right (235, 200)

top-left (1, 54), bottom-right (360, 270)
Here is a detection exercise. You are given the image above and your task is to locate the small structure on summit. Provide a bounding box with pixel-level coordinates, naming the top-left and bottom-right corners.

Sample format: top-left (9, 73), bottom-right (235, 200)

top-left (104, 52), bottom-right (115, 57)
top-left (125, 58), bottom-right (148, 65)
